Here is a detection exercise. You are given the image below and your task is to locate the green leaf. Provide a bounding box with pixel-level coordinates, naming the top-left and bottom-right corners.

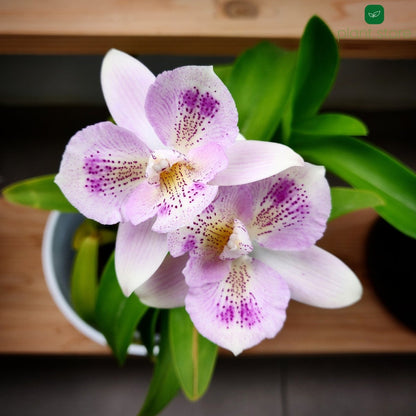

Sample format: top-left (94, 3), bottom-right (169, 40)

top-left (329, 187), bottom-right (384, 221)
top-left (169, 307), bottom-right (218, 401)
top-left (71, 235), bottom-right (99, 324)
top-left (292, 16), bottom-right (339, 120)
top-left (138, 308), bottom-right (160, 359)
top-left (226, 42), bottom-right (297, 141)
top-left (139, 312), bottom-right (180, 416)
top-left (95, 253), bottom-right (148, 365)
top-left (292, 113), bottom-right (368, 136)
top-left (214, 64), bottom-right (233, 85)
top-left (2, 174), bottom-right (77, 212)
top-left (292, 134), bottom-right (416, 238)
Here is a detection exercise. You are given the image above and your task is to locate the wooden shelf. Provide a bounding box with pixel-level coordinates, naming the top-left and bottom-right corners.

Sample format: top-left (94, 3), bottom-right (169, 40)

top-left (1, 198), bottom-right (416, 355)
top-left (0, 0), bottom-right (415, 58)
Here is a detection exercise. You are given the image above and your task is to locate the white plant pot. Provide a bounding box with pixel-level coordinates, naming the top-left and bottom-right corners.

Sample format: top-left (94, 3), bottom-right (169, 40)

top-left (42, 211), bottom-right (146, 355)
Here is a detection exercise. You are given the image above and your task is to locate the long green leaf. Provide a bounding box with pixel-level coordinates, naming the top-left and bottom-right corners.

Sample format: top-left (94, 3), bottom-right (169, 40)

top-left (292, 113), bottom-right (368, 136)
top-left (139, 312), bottom-right (181, 416)
top-left (329, 187), bottom-right (384, 221)
top-left (169, 307), bottom-right (218, 401)
top-left (292, 134), bottom-right (416, 238)
top-left (291, 16), bottom-right (339, 120)
top-left (71, 235), bottom-right (99, 324)
top-left (2, 174), bottom-right (77, 212)
top-left (226, 42), bottom-right (297, 141)
top-left (138, 308), bottom-right (160, 359)
top-left (95, 253), bottom-right (148, 365)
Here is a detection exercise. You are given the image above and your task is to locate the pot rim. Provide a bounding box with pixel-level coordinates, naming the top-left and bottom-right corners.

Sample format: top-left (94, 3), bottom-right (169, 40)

top-left (42, 211), bottom-right (146, 356)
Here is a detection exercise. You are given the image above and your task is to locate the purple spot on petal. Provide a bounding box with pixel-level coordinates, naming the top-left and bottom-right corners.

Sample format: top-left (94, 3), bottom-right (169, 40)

top-left (253, 177), bottom-right (310, 236)
top-left (216, 260), bottom-right (263, 330)
top-left (182, 88), bottom-right (199, 111)
top-left (83, 155), bottom-right (145, 197)
top-left (183, 236), bottom-right (196, 252)
top-left (193, 182), bottom-right (205, 191)
top-left (159, 204), bottom-right (169, 216)
top-left (200, 92), bottom-right (219, 117)
top-left (174, 88), bottom-right (221, 150)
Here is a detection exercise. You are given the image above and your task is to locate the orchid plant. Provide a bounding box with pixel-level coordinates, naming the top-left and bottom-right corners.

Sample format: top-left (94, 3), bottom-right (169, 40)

top-left (3, 16), bottom-right (416, 416)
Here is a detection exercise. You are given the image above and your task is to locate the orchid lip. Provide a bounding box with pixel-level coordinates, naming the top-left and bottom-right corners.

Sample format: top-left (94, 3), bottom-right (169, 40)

top-left (220, 219), bottom-right (253, 261)
top-left (145, 148), bottom-right (190, 185)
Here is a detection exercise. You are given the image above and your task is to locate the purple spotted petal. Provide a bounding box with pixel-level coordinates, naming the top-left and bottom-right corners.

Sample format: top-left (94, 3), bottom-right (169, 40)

top-left (167, 185), bottom-right (253, 258)
top-left (115, 220), bottom-right (168, 296)
top-left (248, 163), bottom-right (331, 251)
top-left (101, 49), bottom-right (162, 150)
top-left (55, 122), bottom-right (150, 225)
top-left (185, 256), bottom-right (290, 356)
top-left (145, 66), bottom-right (238, 154)
top-left (153, 181), bottom-right (218, 233)
top-left (123, 146), bottom-right (224, 232)
top-left (211, 141), bottom-right (304, 186)
top-left (253, 245), bottom-right (363, 308)
top-left (135, 254), bottom-right (189, 308)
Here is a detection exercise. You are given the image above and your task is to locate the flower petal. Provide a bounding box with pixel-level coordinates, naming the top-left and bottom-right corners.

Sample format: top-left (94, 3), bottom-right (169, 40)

top-left (135, 254), bottom-right (189, 308)
top-left (145, 66), bottom-right (238, 153)
top-left (153, 181), bottom-right (218, 233)
top-left (101, 49), bottom-right (161, 149)
top-left (187, 142), bottom-right (228, 183)
top-left (253, 245), bottom-right (363, 308)
top-left (185, 256), bottom-right (290, 355)
top-left (184, 256), bottom-right (232, 286)
top-left (167, 185), bottom-right (253, 258)
top-left (122, 180), bottom-right (161, 226)
top-left (55, 121), bottom-right (150, 225)
top-left (249, 163), bottom-right (331, 251)
top-left (123, 146), bottom-right (224, 232)
top-left (210, 141), bottom-right (304, 186)
top-left (115, 220), bottom-right (168, 296)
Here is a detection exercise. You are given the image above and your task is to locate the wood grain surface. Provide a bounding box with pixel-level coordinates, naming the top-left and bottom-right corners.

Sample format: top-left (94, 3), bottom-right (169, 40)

top-left (0, 0), bottom-right (415, 57)
top-left (1, 198), bottom-right (416, 355)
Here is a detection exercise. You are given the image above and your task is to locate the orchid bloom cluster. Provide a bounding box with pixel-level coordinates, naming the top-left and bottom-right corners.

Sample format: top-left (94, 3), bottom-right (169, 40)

top-left (56, 49), bottom-right (362, 355)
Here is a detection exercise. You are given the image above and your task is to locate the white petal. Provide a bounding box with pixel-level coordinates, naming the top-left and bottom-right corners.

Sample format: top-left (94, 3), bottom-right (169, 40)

top-left (210, 141), bottom-right (304, 186)
top-left (55, 121), bottom-right (149, 225)
top-left (248, 163), bottom-right (331, 251)
top-left (135, 254), bottom-right (188, 308)
top-left (185, 256), bottom-right (290, 355)
top-left (115, 220), bottom-right (168, 296)
top-left (101, 49), bottom-right (162, 149)
top-left (145, 65), bottom-right (238, 153)
top-left (253, 245), bottom-right (363, 308)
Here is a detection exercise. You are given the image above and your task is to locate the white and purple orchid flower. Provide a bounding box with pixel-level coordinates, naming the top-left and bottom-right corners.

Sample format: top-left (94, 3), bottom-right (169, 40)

top-left (55, 49), bottom-right (362, 354)
top-left (55, 49), bottom-right (303, 294)
top-left (138, 164), bottom-right (362, 355)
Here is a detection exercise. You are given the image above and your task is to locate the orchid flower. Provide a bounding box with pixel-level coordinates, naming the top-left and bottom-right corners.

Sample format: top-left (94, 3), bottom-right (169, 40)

top-left (55, 49), bottom-right (303, 295)
top-left (137, 163), bottom-right (363, 355)
top-left (55, 49), bottom-right (302, 232)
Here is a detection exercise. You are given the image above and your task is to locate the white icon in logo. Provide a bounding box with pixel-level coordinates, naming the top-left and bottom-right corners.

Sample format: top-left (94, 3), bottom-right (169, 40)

top-left (368, 10), bottom-right (381, 18)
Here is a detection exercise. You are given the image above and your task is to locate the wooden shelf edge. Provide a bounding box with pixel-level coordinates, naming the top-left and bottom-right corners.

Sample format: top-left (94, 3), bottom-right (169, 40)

top-left (1, 199), bottom-right (416, 355)
top-left (1, 35), bottom-right (415, 59)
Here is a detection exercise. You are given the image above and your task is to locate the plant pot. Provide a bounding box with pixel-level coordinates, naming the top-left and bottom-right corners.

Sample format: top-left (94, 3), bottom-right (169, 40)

top-left (42, 211), bottom-right (146, 355)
